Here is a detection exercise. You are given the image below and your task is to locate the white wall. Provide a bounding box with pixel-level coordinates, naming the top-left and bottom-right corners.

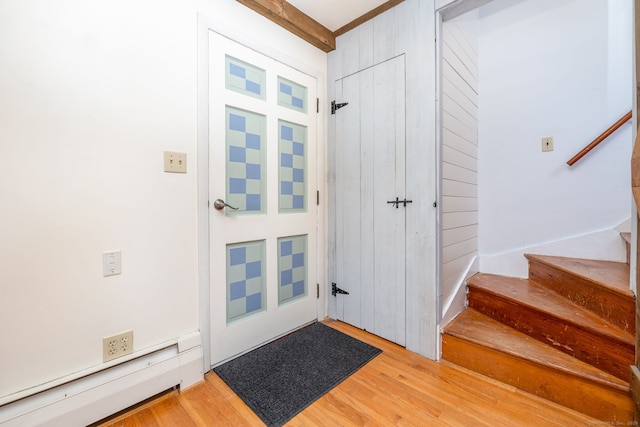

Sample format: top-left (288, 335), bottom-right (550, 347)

top-left (0, 0), bottom-right (326, 402)
top-left (477, 0), bottom-right (633, 276)
top-left (440, 10), bottom-right (479, 323)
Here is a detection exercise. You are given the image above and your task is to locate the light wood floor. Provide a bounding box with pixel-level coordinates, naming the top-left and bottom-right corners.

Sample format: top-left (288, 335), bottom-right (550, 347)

top-left (97, 319), bottom-right (600, 426)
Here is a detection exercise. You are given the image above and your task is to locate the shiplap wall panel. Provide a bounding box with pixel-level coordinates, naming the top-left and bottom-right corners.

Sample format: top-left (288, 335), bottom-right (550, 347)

top-left (441, 12), bottom-right (478, 321)
top-left (442, 211), bottom-right (478, 229)
top-left (443, 110), bottom-right (477, 146)
top-left (442, 252), bottom-right (476, 282)
top-left (443, 77), bottom-right (477, 120)
top-left (443, 128), bottom-right (477, 159)
top-left (443, 237), bottom-right (478, 263)
top-left (443, 62), bottom-right (478, 105)
top-left (372, 56), bottom-right (407, 345)
top-left (442, 224), bottom-right (478, 244)
top-left (359, 68), bottom-right (376, 334)
top-left (443, 93), bottom-right (478, 132)
top-left (442, 43), bottom-right (477, 90)
top-left (443, 26), bottom-right (478, 79)
top-left (442, 162), bottom-right (478, 184)
top-left (442, 180), bottom-right (477, 198)
top-left (335, 75), bottom-right (362, 328)
top-left (441, 196), bottom-right (477, 213)
top-left (444, 21), bottom-right (478, 70)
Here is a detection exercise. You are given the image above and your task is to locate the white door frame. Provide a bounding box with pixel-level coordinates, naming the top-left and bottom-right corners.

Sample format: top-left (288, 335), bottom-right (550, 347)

top-left (196, 14), bottom-right (328, 371)
top-left (434, 0), bottom-right (492, 358)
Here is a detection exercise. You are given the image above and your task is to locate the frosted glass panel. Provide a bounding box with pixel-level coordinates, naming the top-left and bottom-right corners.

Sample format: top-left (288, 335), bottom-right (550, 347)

top-left (278, 120), bottom-right (307, 213)
top-left (226, 55), bottom-right (266, 100)
top-left (278, 76), bottom-right (307, 113)
top-left (226, 106), bottom-right (266, 215)
top-left (278, 235), bottom-right (307, 305)
top-left (227, 240), bottom-right (266, 322)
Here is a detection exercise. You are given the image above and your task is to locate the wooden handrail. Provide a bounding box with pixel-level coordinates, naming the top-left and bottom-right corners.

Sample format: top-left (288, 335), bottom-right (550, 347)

top-left (567, 110), bottom-right (632, 166)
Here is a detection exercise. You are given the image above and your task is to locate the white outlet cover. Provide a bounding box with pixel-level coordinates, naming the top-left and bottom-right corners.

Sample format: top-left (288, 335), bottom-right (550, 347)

top-left (103, 330), bottom-right (134, 362)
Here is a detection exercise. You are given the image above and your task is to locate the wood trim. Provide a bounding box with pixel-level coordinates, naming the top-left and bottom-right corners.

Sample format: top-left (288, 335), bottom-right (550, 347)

top-left (633, 125), bottom-right (640, 208)
top-left (631, 366), bottom-right (640, 421)
top-left (235, 0), bottom-right (336, 52)
top-left (235, 1), bottom-right (407, 51)
top-left (567, 110), bottom-right (632, 166)
top-left (334, 0), bottom-right (405, 37)
top-left (636, 0), bottom-right (640, 118)
top-left (632, 1), bottom-right (640, 417)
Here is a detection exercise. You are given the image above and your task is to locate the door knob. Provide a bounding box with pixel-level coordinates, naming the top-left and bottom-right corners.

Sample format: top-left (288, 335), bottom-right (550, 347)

top-left (213, 199), bottom-right (239, 211)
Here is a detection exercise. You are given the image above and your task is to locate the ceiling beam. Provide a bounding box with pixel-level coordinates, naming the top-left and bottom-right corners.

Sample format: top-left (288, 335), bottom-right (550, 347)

top-left (334, 0), bottom-right (405, 37)
top-left (236, 0), bottom-right (336, 52)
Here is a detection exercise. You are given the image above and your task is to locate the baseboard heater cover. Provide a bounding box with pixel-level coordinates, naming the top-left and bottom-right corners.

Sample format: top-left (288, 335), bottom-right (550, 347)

top-left (0, 335), bottom-right (203, 427)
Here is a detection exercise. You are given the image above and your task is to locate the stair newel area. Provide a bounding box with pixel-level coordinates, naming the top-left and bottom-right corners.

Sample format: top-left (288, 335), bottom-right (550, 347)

top-left (442, 253), bottom-right (636, 422)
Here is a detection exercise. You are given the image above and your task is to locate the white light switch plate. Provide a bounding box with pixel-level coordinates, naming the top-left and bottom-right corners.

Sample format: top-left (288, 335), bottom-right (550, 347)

top-left (103, 250), bottom-right (121, 277)
top-left (164, 151), bottom-right (187, 173)
top-left (541, 136), bottom-right (554, 152)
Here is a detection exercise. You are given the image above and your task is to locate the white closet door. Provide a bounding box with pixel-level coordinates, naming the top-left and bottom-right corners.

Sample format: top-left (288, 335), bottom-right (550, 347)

top-left (334, 55), bottom-right (406, 346)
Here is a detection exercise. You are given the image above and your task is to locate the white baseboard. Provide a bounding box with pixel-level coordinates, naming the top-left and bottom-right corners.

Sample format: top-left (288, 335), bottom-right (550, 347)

top-left (440, 256), bottom-right (479, 327)
top-left (479, 228), bottom-right (628, 278)
top-left (0, 334), bottom-right (204, 427)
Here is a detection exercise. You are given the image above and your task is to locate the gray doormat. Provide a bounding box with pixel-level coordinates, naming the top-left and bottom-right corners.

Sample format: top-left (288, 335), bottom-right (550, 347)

top-left (213, 322), bottom-right (382, 427)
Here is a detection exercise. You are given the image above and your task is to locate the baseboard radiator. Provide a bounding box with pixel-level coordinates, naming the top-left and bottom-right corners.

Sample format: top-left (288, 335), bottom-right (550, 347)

top-left (0, 332), bottom-right (203, 427)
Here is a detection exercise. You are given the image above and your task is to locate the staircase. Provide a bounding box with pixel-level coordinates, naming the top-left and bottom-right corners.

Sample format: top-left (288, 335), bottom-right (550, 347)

top-left (442, 246), bottom-right (636, 421)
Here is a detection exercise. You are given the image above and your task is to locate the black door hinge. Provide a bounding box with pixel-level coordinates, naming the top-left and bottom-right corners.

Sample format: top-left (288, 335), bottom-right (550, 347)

top-left (316, 98), bottom-right (319, 113)
top-left (317, 190), bottom-right (320, 206)
top-left (331, 283), bottom-right (349, 297)
top-left (316, 283), bottom-right (319, 299)
top-left (331, 101), bottom-right (348, 114)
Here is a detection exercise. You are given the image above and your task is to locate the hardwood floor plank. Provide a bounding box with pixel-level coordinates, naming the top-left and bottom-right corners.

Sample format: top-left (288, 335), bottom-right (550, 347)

top-left (147, 397), bottom-right (195, 426)
top-left (177, 380), bottom-right (251, 426)
top-left (103, 318), bottom-right (599, 426)
top-left (96, 390), bottom-right (183, 427)
top-left (205, 373), bottom-right (264, 425)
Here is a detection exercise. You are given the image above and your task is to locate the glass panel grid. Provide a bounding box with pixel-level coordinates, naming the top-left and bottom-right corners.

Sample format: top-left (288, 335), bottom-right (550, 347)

top-left (278, 76), bottom-right (307, 113)
top-left (278, 235), bottom-right (307, 305)
top-left (225, 55), bottom-right (266, 100)
top-left (226, 106), bottom-right (266, 215)
top-left (227, 240), bottom-right (266, 323)
top-left (278, 120), bottom-right (307, 213)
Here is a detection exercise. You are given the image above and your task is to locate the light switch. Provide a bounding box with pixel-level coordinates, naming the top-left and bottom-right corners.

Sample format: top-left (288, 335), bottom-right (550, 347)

top-left (541, 137), bottom-right (554, 152)
top-left (164, 151), bottom-right (187, 173)
top-left (103, 250), bottom-right (122, 277)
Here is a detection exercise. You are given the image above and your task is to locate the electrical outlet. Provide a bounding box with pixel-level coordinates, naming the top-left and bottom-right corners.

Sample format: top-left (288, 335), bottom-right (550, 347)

top-left (164, 151), bottom-right (187, 173)
top-left (541, 136), bottom-right (554, 152)
top-left (103, 330), bottom-right (133, 362)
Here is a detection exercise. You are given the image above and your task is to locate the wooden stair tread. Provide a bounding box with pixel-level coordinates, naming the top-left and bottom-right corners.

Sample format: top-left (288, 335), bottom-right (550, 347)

top-left (468, 273), bottom-right (634, 345)
top-left (524, 254), bottom-right (632, 298)
top-left (443, 308), bottom-right (630, 393)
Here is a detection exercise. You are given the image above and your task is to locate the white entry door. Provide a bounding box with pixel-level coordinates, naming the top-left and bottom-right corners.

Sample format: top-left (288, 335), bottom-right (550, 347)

top-left (209, 32), bottom-right (318, 365)
top-left (334, 56), bottom-right (407, 346)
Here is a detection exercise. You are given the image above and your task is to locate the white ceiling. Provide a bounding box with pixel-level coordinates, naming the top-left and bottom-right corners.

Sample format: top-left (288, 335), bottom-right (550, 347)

top-left (286, 0), bottom-right (389, 32)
